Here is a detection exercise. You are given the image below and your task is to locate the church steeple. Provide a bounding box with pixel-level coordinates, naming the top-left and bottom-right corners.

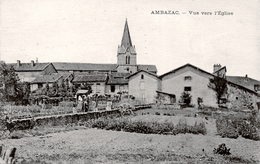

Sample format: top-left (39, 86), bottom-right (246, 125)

top-left (121, 19), bottom-right (132, 48)
top-left (117, 19), bottom-right (137, 74)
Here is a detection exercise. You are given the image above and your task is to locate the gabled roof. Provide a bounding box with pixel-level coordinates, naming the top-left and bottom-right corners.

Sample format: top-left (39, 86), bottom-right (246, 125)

top-left (31, 74), bottom-right (63, 84)
top-left (159, 63), bottom-right (259, 96)
top-left (159, 63), bottom-right (213, 79)
top-left (14, 63), bottom-right (53, 71)
top-left (73, 74), bottom-right (107, 83)
top-left (107, 78), bottom-right (129, 85)
top-left (121, 19), bottom-right (132, 47)
top-left (126, 69), bottom-right (159, 79)
top-left (137, 65), bottom-right (157, 73)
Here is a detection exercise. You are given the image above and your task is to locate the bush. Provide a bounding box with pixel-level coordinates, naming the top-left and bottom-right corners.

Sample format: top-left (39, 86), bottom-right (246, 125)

top-left (216, 118), bottom-right (239, 139)
top-left (213, 143), bottom-right (231, 155)
top-left (155, 112), bottom-right (160, 115)
top-left (85, 116), bottom-right (206, 135)
top-left (216, 115), bottom-right (260, 140)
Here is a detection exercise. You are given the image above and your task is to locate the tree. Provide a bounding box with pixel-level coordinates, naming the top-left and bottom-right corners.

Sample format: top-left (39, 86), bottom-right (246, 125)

top-left (0, 63), bottom-right (21, 102)
top-left (208, 75), bottom-right (228, 104)
top-left (180, 91), bottom-right (192, 106)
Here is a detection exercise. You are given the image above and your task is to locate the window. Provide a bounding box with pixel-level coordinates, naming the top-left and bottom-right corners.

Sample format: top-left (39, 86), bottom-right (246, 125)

top-left (126, 68), bottom-right (129, 72)
top-left (141, 74), bottom-right (144, 79)
top-left (140, 82), bottom-right (145, 90)
top-left (38, 84), bottom-right (43, 89)
top-left (96, 83), bottom-right (100, 92)
top-left (125, 56), bottom-right (130, 64)
top-left (254, 85), bottom-right (260, 91)
top-left (184, 86), bottom-right (191, 91)
top-left (184, 76), bottom-right (192, 81)
top-left (119, 85), bottom-right (124, 91)
top-left (110, 85), bottom-right (115, 93)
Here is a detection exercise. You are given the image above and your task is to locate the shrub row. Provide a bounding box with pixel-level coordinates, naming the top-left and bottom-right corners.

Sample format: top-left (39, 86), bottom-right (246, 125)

top-left (85, 117), bottom-right (207, 135)
top-left (216, 114), bottom-right (260, 140)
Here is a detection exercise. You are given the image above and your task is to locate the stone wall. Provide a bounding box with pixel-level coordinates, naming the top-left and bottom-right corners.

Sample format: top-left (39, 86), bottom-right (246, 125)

top-left (9, 110), bottom-right (120, 131)
top-left (227, 85), bottom-right (259, 109)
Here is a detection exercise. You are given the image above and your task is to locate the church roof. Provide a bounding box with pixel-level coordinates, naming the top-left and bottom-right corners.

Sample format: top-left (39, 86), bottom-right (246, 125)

top-left (121, 19), bottom-right (132, 48)
top-left (52, 62), bottom-right (118, 71)
top-left (52, 62), bottom-right (157, 73)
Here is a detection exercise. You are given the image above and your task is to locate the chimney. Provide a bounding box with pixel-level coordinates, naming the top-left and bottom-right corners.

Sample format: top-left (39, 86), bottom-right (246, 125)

top-left (213, 64), bottom-right (221, 72)
top-left (36, 57), bottom-right (38, 63)
top-left (17, 60), bottom-right (21, 67)
top-left (245, 74), bottom-right (248, 78)
top-left (31, 60), bottom-right (35, 67)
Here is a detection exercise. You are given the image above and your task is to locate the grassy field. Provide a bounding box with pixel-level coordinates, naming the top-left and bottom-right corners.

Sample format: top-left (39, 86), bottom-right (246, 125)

top-left (0, 107), bottom-right (260, 163)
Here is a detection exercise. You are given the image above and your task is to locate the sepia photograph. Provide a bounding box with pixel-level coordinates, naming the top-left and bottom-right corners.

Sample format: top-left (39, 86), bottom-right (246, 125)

top-left (0, 0), bottom-right (260, 163)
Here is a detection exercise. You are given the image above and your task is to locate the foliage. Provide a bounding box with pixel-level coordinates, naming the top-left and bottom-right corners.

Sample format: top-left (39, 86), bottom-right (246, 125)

top-left (216, 111), bottom-right (260, 140)
top-left (0, 63), bottom-right (30, 105)
top-left (208, 74), bottom-right (228, 104)
top-left (213, 143), bottom-right (231, 155)
top-left (85, 116), bottom-right (207, 135)
top-left (180, 91), bottom-right (192, 106)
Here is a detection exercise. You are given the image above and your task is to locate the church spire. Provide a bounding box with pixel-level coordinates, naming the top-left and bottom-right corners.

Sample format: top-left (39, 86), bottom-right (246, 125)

top-left (121, 19), bottom-right (132, 47)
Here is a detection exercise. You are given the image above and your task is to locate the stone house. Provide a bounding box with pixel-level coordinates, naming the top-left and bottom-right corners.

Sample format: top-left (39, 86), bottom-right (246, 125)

top-left (14, 60), bottom-right (57, 82)
top-left (159, 63), bottom-right (260, 108)
top-left (226, 75), bottom-right (260, 94)
top-left (127, 70), bottom-right (161, 104)
top-left (30, 73), bottom-right (73, 91)
top-left (160, 63), bottom-right (218, 107)
top-left (72, 74), bottom-right (108, 95)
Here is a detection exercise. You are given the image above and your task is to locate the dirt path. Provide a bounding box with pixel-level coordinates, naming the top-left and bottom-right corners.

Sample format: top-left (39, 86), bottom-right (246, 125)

top-left (1, 127), bottom-right (259, 163)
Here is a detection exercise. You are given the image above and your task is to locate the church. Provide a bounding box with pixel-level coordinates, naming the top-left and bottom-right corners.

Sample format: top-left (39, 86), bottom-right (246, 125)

top-left (12, 20), bottom-right (157, 95)
top-left (5, 19), bottom-right (260, 108)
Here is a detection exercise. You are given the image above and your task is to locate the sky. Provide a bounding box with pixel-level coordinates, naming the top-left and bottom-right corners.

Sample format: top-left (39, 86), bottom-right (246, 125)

top-left (1, 0), bottom-right (260, 80)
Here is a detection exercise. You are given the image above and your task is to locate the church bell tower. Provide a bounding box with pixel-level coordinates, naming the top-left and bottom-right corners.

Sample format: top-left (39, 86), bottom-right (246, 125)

top-left (117, 19), bottom-right (137, 73)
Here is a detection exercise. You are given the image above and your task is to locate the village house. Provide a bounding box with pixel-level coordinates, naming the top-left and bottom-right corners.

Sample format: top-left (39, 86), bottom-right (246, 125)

top-left (127, 70), bottom-right (161, 104)
top-left (30, 73), bottom-right (73, 91)
top-left (14, 60), bottom-right (57, 82)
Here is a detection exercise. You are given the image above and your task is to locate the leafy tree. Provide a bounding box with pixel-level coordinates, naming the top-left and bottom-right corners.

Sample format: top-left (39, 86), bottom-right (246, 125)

top-left (0, 62), bottom-right (21, 102)
top-left (208, 75), bottom-right (228, 104)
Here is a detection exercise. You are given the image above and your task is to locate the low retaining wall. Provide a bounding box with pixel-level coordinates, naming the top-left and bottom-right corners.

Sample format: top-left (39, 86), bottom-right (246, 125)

top-left (10, 110), bottom-right (120, 131)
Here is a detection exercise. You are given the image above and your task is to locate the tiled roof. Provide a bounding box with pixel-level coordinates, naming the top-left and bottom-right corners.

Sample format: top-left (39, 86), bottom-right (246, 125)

top-left (137, 65), bottom-right (157, 73)
top-left (126, 69), bottom-right (159, 79)
top-left (111, 72), bottom-right (130, 77)
top-left (73, 74), bottom-right (107, 83)
top-left (52, 62), bottom-right (118, 71)
top-left (52, 62), bottom-right (157, 73)
top-left (31, 74), bottom-right (63, 84)
top-left (107, 78), bottom-right (129, 85)
top-left (159, 63), bottom-right (213, 78)
top-left (14, 63), bottom-right (51, 71)
top-left (226, 76), bottom-right (260, 89)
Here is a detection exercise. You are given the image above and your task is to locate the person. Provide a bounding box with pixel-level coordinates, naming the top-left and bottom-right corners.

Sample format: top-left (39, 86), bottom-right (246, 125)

top-left (77, 95), bottom-right (83, 112)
